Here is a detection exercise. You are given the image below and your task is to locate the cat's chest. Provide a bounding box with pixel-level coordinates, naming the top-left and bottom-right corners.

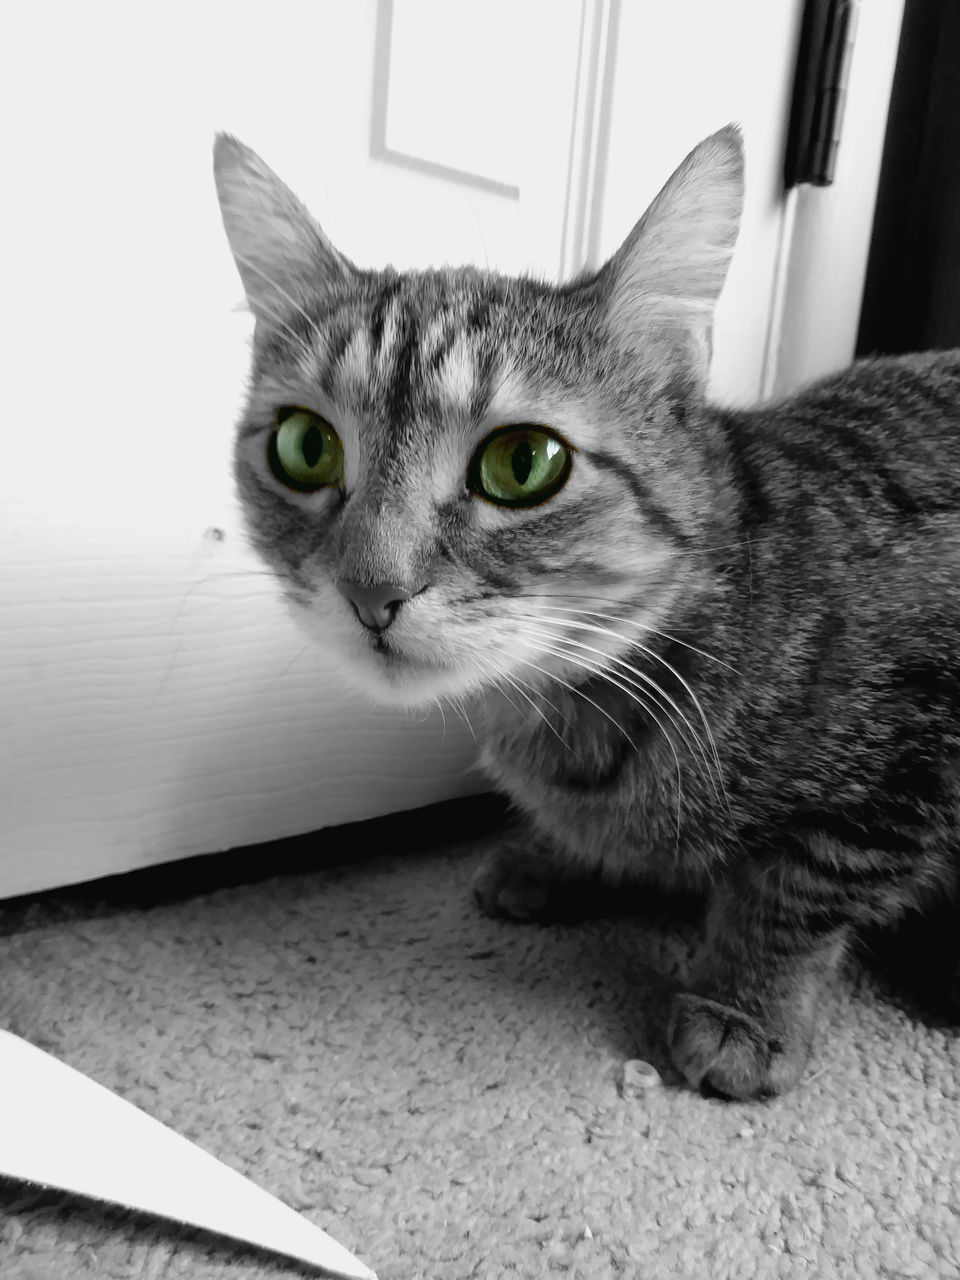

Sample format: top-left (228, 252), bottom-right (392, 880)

top-left (475, 689), bottom-right (718, 886)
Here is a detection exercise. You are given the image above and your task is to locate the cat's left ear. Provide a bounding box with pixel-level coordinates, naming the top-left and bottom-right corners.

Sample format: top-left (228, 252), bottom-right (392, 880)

top-left (213, 134), bottom-right (355, 323)
top-left (601, 125), bottom-right (744, 375)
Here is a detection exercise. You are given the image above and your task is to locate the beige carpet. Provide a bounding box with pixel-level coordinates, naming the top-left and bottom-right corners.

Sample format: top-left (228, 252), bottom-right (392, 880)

top-left (1, 794), bottom-right (958, 1280)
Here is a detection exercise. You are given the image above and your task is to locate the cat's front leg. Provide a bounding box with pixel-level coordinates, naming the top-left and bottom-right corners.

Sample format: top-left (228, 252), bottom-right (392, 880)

top-left (471, 823), bottom-right (605, 924)
top-left (667, 866), bottom-right (850, 1100)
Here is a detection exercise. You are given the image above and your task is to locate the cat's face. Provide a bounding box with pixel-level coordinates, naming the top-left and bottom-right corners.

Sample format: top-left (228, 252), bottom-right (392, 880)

top-left (214, 130), bottom-right (743, 712)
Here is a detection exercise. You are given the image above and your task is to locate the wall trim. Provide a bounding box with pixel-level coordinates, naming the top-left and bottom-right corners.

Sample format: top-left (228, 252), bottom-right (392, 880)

top-left (558, 0), bottom-right (621, 280)
top-left (369, 0), bottom-right (521, 199)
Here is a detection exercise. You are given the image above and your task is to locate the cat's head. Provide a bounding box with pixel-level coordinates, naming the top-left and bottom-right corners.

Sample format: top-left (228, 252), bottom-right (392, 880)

top-left (213, 128), bottom-right (743, 712)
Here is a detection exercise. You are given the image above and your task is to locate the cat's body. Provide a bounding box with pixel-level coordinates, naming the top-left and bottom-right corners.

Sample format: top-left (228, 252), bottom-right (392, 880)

top-left (214, 127), bottom-right (960, 1100)
top-left (479, 350), bottom-right (960, 892)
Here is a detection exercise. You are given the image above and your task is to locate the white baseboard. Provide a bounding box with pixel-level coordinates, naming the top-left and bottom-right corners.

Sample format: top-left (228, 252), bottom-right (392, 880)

top-left (1, 508), bottom-right (485, 899)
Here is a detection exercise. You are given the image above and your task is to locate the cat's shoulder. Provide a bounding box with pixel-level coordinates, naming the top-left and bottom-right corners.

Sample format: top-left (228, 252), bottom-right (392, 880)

top-left (723, 348), bottom-right (960, 446)
top-left (809, 347), bottom-right (960, 400)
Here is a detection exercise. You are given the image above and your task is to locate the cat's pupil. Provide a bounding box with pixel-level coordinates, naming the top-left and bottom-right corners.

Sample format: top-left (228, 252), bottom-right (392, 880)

top-left (302, 425), bottom-right (324, 468)
top-left (511, 441), bottom-right (533, 486)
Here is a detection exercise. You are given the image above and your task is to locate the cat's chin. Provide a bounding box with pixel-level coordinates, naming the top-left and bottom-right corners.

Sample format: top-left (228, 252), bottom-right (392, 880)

top-left (321, 638), bottom-right (484, 713)
top-left (341, 655), bottom-right (483, 713)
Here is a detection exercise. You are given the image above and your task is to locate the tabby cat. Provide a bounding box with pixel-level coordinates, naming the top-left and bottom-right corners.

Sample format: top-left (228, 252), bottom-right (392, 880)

top-left (213, 126), bottom-right (960, 1100)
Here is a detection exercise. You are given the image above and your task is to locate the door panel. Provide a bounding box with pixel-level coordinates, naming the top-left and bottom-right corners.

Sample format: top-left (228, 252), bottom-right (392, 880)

top-left (0, 0), bottom-right (590, 895)
top-left (5, 1), bottom-right (893, 897)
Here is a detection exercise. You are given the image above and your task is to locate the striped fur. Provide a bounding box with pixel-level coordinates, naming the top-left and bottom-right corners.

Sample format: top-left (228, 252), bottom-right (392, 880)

top-left (215, 129), bottom-right (960, 1099)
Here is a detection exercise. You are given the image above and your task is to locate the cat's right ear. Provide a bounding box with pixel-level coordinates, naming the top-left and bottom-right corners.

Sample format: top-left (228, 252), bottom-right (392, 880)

top-left (599, 125), bottom-right (744, 383)
top-left (213, 134), bottom-right (355, 322)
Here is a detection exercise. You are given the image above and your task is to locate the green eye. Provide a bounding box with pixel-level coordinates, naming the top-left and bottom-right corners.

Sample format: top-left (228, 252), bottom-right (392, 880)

top-left (469, 426), bottom-right (572, 507)
top-left (268, 409), bottom-right (344, 491)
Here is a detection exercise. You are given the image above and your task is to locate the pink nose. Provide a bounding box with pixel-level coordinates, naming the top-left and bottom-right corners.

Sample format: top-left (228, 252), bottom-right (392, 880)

top-left (336, 581), bottom-right (413, 631)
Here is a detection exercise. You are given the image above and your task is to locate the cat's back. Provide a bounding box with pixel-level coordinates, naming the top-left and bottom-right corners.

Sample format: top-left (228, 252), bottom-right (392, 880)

top-left (781, 346), bottom-right (960, 446)
top-left (729, 349), bottom-right (960, 529)
top-left (719, 349), bottom-right (960, 669)
top-left (715, 351), bottom-right (960, 799)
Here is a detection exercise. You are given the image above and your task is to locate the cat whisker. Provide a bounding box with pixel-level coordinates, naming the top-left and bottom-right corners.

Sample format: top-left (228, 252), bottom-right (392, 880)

top-left (429, 698), bottom-right (446, 740)
top-left (477, 663), bottom-right (530, 727)
top-left (528, 608), bottom-right (729, 807)
top-left (274, 641), bottom-right (311, 682)
top-left (623, 633), bottom-right (730, 811)
top-left (504, 641), bottom-right (640, 754)
top-left (232, 250), bottom-right (325, 349)
top-left (461, 699), bottom-right (480, 745)
top-left (153, 636), bottom-right (187, 703)
top-left (507, 668), bottom-right (574, 735)
top-left (160, 569), bottom-right (296, 690)
top-left (160, 571), bottom-right (272, 689)
top-left (491, 661), bottom-right (574, 753)
top-left (244, 297), bottom-right (315, 361)
top-left (642, 623), bottom-right (737, 674)
top-left (685, 538), bottom-right (752, 557)
top-left (499, 671), bottom-right (570, 750)
top-left (446, 693), bottom-right (478, 745)
top-left (529, 594), bottom-right (738, 672)
top-left (510, 629), bottom-right (683, 850)
top-left (514, 612), bottom-right (723, 807)
top-left (166, 565), bottom-right (283, 638)
top-left (469, 647), bottom-right (562, 746)
top-left (183, 566), bottom-right (282, 588)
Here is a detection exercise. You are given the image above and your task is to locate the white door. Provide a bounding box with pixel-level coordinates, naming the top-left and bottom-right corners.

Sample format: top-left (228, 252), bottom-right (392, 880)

top-left (0, 0), bottom-right (900, 897)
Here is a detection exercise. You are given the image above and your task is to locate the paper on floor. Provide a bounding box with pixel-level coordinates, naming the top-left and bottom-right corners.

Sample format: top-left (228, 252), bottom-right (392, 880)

top-left (0, 1031), bottom-right (376, 1280)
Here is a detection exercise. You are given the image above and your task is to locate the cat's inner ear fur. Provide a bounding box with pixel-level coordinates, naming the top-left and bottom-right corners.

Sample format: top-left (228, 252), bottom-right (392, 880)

top-left (600, 125), bottom-right (744, 379)
top-left (213, 133), bottom-right (354, 326)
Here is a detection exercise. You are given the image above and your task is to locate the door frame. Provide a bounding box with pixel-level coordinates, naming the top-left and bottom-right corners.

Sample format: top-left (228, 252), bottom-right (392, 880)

top-left (564, 0), bottom-right (907, 401)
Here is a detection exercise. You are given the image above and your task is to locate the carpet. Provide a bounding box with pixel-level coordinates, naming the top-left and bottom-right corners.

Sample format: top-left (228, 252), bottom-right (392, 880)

top-left (1, 793), bottom-right (958, 1280)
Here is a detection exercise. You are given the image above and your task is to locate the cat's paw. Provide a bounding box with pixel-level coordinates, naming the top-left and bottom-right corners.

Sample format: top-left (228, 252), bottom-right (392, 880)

top-left (471, 846), bottom-right (584, 923)
top-left (667, 993), bottom-right (811, 1100)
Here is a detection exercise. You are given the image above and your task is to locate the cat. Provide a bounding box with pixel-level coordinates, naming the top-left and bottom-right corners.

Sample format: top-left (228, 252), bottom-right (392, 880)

top-left (213, 125), bottom-right (960, 1100)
